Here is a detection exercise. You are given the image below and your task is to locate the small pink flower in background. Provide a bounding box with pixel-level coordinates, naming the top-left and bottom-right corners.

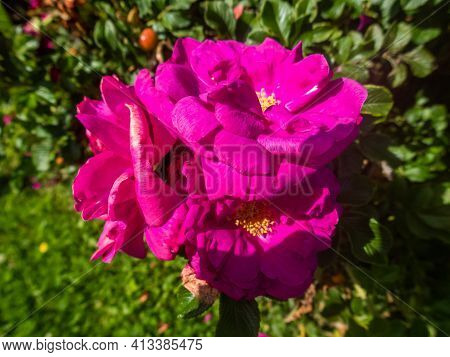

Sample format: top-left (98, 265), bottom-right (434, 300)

top-left (357, 15), bottom-right (373, 32)
top-left (29, 0), bottom-right (41, 10)
top-left (41, 37), bottom-right (54, 50)
top-left (23, 22), bottom-right (39, 36)
top-left (258, 332), bottom-right (268, 337)
top-left (32, 181), bottom-right (42, 190)
top-left (203, 313), bottom-right (212, 323)
top-left (2, 115), bottom-right (13, 125)
top-left (23, 13), bottom-right (49, 38)
top-left (233, 3), bottom-right (244, 20)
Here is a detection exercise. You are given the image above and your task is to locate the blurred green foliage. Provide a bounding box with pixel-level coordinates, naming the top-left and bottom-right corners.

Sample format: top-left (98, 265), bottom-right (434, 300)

top-left (0, 0), bottom-right (449, 336)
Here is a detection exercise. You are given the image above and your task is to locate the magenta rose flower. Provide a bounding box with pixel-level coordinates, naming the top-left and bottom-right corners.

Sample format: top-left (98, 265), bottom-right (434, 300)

top-left (73, 74), bottom-right (186, 262)
top-left (73, 37), bottom-right (367, 305)
top-left (121, 38), bottom-right (365, 300)
top-left (182, 165), bottom-right (340, 300)
top-left (142, 37), bottom-right (367, 174)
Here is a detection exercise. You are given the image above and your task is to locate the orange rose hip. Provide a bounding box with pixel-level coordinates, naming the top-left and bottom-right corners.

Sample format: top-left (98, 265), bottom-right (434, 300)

top-left (138, 28), bottom-right (158, 51)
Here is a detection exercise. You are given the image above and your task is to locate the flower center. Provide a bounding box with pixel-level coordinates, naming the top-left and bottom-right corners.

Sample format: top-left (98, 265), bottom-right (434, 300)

top-left (256, 88), bottom-right (278, 112)
top-left (234, 201), bottom-right (276, 237)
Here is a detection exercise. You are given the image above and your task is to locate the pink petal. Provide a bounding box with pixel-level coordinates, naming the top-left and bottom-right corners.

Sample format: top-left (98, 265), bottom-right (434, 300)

top-left (76, 98), bottom-right (130, 156)
top-left (213, 130), bottom-right (274, 175)
top-left (171, 96), bottom-right (219, 143)
top-left (155, 63), bottom-right (200, 101)
top-left (134, 69), bottom-right (176, 133)
top-left (91, 209), bottom-right (147, 263)
top-left (190, 40), bottom-right (244, 87)
top-left (73, 151), bottom-right (129, 220)
top-left (223, 233), bottom-right (261, 288)
top-left (241, 38), bottom-right (290, 92)
top-left (301, 78), bottom-right (367, 122)
top-left (200, 157), bottom-right (252, 200)
top-left (128, 104), bottom-right (182, 227)
top-left (100, 76), bottom-right (137, 126)
top-left (278, 54), bottom-right (331, 112)
top-left (208, 80), bottom-right (266, 138)
top-left (145, 204), bottom-right (188, 260)
top-left (200, 157), bottom-right (277, 200)
top-left (261, 228), bottom-right (317, 286)
top-left (258, 79), bottom-right (367, 166)
top-left (107, 170), bottom-right (136, 221)
top-left (91, 221), bottom-right (126, 263)
top-left (257, 128), bottom-right (322, 157)
top-left (168, 37), bottom-right (201, 66)
top-left (287, 41), bottom-right (303, 64)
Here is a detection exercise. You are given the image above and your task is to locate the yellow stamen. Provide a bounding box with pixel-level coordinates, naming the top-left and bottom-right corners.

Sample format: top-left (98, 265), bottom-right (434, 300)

top-left (234, 201), bottom-right (276, 237)
top-left (256, 88), bottom-right (278, 112)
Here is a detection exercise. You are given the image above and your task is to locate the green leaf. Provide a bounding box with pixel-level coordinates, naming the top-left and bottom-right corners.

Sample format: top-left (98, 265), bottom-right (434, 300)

top-left (389, 145), bottom-right (415, 162)
top-left (247, 27), bottom-right (272, 44)
top-left (204, 1), bottom-right (236, 37)
top-left (366, 218), bottom-right (393, 258)
top-left (384, 22), bottom-right (412, 54)
top-left (160, 11), bottom-right (191, 31)
top-left (335, 36), bottom-right (353, 63)
top-left (93, 21), bottom-right (104, 47)
top-left (380, 0), bottom-right (399, 22)
top-left (215, 294), bottom-right (260, 337)
top-left (388, 62), bottom-right (408, 88)
top-left (32, 140), bottom-right (52, 172)
top-left (36, 86), bottom-right (56, 105)
top-left (343, 215), bottom-right (393, 265)
top-left (0, 2), bottom-right (13, 35)
top-left (170, 0), bottom-right (197, 11)
top-left (104, 20), bottom-right (118, 50)
top-left (294, 0), bottom-right (318, 23)
top-left (400, 0), bottom-right (428, 12)
top-left (322, 0), bottom-right (346, 20)
top-left (359, 133), bottom-right (401, 165)
top-left (402, 46), bottom-right (436, 78)
top-left (362, 85), bottom-right (393, 117)
top-left (261, 0), bottom-right (293, 45)
top-left (418, 209), bottom-right (450, 232)
top-left (302, 22), bottom-right (339, 44)
top-left (364, 24), bottom-right (384, 54)
top-left (176, 288), bottom-right (213, 320)
top-left (135, 0), bottom-right (154, 16)
top-left (338, 175), bottom-right (375, 206)
top-left (335, 63), bottom-right (369, 83)
top-left (412, 27), bottom-right (441, 45)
